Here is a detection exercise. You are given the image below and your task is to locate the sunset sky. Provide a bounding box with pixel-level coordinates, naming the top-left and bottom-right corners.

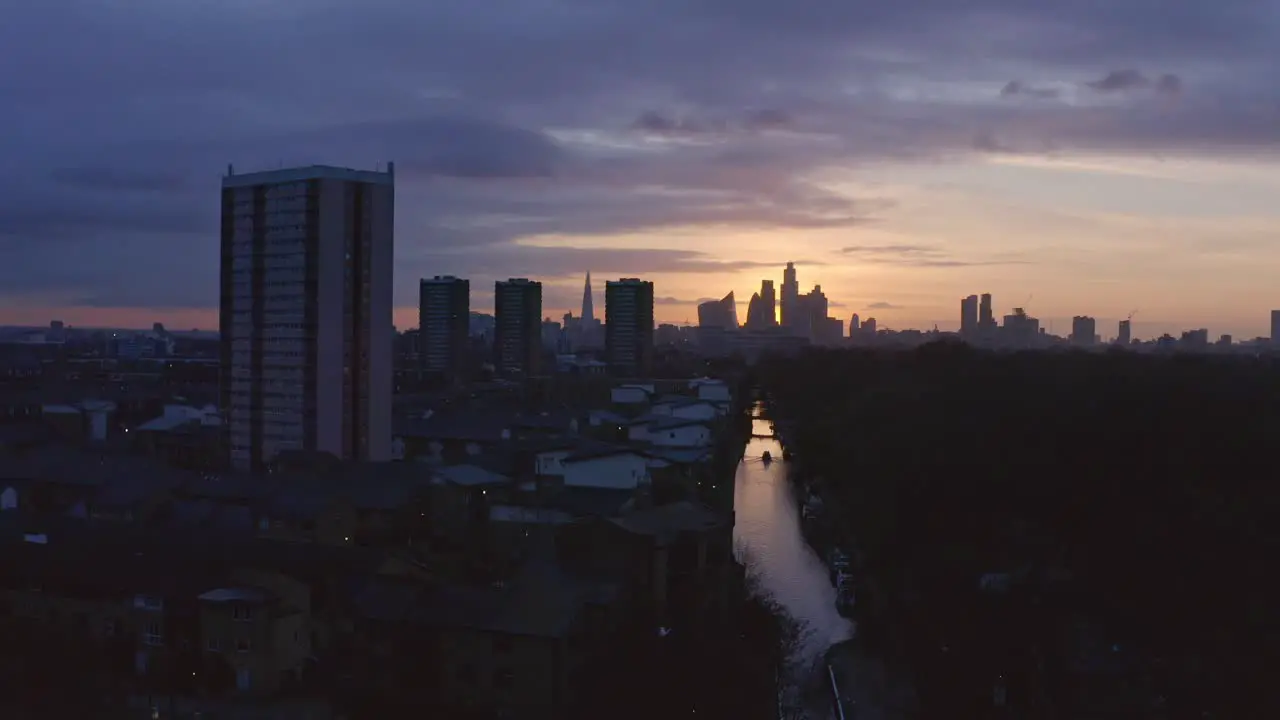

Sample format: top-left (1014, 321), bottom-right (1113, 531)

top-left (4, 1), bottom-right (1280, 340)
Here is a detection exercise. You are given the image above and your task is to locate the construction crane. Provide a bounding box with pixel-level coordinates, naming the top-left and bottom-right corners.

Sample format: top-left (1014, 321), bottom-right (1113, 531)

top-left (1127, 309), bottom-right (1139, 323)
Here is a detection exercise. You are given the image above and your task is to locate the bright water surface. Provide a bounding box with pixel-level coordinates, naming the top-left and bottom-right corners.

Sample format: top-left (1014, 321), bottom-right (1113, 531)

top-left (734, 414), bottom-right (854, 659)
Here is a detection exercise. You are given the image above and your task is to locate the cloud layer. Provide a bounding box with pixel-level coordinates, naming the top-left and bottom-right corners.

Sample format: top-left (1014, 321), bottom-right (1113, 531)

top-left (2, 0), bottom-right (1279, 317)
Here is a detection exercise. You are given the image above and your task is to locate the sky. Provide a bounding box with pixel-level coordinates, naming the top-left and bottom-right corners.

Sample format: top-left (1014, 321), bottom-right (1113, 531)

top-left (3, 1), bottom-right (1280, 340)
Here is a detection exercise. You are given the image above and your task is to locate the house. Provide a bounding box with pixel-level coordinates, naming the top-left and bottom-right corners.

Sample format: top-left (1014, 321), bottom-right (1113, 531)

top-left (395, 408), bottom-right (579, 464)
top-left (631, 416), bottom-right (713, 448)
top-left (607, 501), bottom-right (735, 627)
top-left (249, 456), bottom-right (438, 548)
top-left (132, 403), bottom-right (223, 471)
top-left (609, 384), bottom-right (654, 406)
top-left (86, 459), bottom-right (184, 523)
top-left (561, 446), bottom-right (650, 490)
top-left (0, 515), bottom-right (377, 713)
top-left (410, 541), bottom-right (619, 716)
top-left (650, 395), bottom-right (721, 421)
top-left (429, 463), bottom-right (511, 546)
top-left (343, 577), bottom-right (434, 709)
top-left (689, 378), bottom-right (733, 403)
top-left (197, 567), bottom-right (313, 696)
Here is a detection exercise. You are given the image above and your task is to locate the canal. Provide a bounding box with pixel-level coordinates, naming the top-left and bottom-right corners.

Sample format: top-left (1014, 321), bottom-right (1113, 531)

top-left (733, 413), bottom-right (853, 660)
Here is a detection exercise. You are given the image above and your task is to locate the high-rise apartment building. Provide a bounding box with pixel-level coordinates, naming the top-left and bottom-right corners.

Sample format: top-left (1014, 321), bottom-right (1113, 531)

top-left (606, 278), bottom-right (655, 377)
top-left (418, 276), bottom-right (470, 379)
top-left (220, 164), bottom-right (394, 471)
top-left (960, 295), bottom-right (979, 336)
top-left (1117, 319), bottom-right (1132, 346)
top-left (1071, 316), bottom-right (1097, 346)
top-left (494, 279), bottom-right (542, 376)
top-left (1271, 310), bottom-right (1280, 346)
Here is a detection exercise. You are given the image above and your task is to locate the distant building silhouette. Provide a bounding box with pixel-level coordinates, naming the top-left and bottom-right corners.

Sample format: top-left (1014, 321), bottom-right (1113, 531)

top-left (960, 295), bottom-right (979, 336)
top-left (1117, 319), bottom-right (1132, 346)
top-left (849, 314), bottom-right (860, 336)
top-left (419, 276), bottom-right (470, 380)
top-left (698, 292), bottom-right (738, 330)
top-left (219, 163), bottom-right (395, 471)
top-left (1070, 316), bottom-right (1097, 347)
top-left (605, 278), bottom-right (655, 376)
top-left (582, 271), bottom-right (595, 324)
top-left (1271, 310), bottom-right (1280, 346)
top-left (1180, 328), bottom-right (1209, 350)
top-left (1002, 308), bottom-right (1039, 346)
top-left (745, 280), bottom-right (778, 330)
top-left (760, 280), bottom-right (777, 327)
top-left (780, 262), bottom-right (799, 330)
top-left (494, 278), bottom-right (542, 377)
top-left (979, 293), bottom-right (995, 330)
top-left (563, 272), bottom-right (602, 350)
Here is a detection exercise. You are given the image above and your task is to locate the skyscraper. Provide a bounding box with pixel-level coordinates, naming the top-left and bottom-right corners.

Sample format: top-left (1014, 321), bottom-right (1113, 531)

top-left (1117, 319), bottom-right (1132, 346)
top-left (760, 280), bottom-right (777, 327)
top-left (419, 276), bottom-right (470, 380)
top-left (606, 278), bottom-right (655, 377)
top-left (960, 295), bottom-right (979, 336)
top-left (979, 293), bottom-right (995, 329)
top-left (220, 163), bottom-right (394, 471)
top-left (698, 292), bottom-right (738, 329)
top-left (780, 262), bottom-right (799, 330)
top-left (494, 279), bottom-right (542, 377)
top-left (1271, 310), bottom-right (1280, 346)
top-left (582, 271), bottom-right (595, 323)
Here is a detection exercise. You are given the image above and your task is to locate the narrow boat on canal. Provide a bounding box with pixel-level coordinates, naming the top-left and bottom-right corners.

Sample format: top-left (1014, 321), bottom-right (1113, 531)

top-left (761, 450), bottom-right (773, 463)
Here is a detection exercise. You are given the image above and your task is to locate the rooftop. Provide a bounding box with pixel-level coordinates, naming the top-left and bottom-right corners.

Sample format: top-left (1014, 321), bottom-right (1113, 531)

top-left (222, 163), bottom-right (394, 188)
top-left (199, 587), bottom-right (269, 603)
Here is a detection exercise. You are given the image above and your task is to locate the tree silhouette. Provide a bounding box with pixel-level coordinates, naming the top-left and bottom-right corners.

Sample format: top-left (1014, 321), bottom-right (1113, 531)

top-left (758, 344), bottom-right (1279, 718)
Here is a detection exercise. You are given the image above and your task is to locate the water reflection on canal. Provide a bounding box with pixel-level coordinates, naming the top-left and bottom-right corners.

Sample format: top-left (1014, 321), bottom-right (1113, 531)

top-left (734, 414), bottom-right (853, 657)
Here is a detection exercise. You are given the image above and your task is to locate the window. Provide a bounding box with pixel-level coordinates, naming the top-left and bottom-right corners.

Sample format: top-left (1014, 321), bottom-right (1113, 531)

top-left (207, 637), bottom-right (221, 652)
top-left (493, 668), bottom-right (514, 689)
top-left (233, 605), bottom-right (253, 622)
top-left (236, 639), bottom-right (252, 653)
top-left (236, 667), bottom-right (252, 691)
top-left (134, 595), bottom-right (164, 611)
top-left (144, 622), bottom-right (163, 646)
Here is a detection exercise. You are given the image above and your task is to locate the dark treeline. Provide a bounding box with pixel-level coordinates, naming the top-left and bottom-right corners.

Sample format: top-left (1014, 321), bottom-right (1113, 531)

top-left (759, 342), bottom-right (1278, 718)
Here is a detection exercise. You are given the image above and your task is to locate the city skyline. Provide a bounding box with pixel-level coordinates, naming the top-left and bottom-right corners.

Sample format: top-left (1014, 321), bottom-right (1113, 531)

top-left (5, 3), bottom-right (1280, 339)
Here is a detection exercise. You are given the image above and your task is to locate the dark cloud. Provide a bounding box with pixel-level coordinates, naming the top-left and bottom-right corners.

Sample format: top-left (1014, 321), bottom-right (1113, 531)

top-left (1000, 81), bottom-right (1060, 100)
top-left (866, 301), bottom-right (902, 310)
top-left (0, 0), bottom-right (1276, 311)
top-left (632, 108), bottom-right (792, 136)
top-left (655, 296), bottom-right (702, 305)
top-left (1086, 69), bottom-right (1181, 94)
top-left (1088, 70), bottom-right (1146, 92)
